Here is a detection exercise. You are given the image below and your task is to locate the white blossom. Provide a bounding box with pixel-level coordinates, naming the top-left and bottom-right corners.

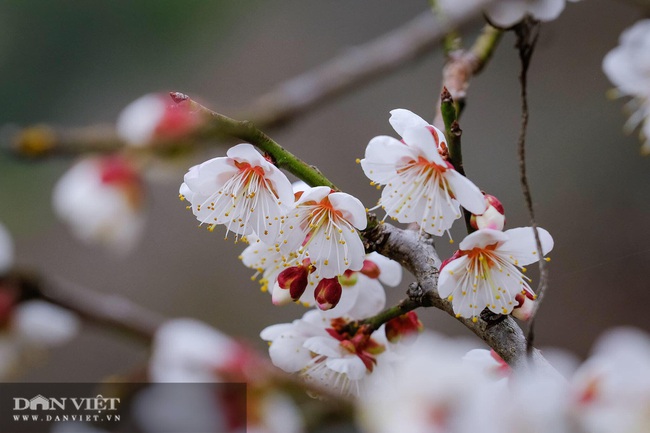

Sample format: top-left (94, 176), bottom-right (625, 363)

top-left (361, 109), bottom-right (486, 237)
top-left (180, 143), bottom-right (294, 242)
top-left (52, 155), bottom-right (146, 254)
top-left (278, 186), bottom-right (367, 279)
top-left (438, 227), bottom-right (553, 320)
top-left (603, 19), bottom-right (650, 154)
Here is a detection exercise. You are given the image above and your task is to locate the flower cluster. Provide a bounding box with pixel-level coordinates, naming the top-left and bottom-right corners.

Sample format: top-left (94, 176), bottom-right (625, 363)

top-left (359, 328), bottom-right (650, 433)
top-left (53, 155), bottom-right (146, 254)
top-left (181, 145), bottom-right (370, 311)
top-left (361, 109), bottom-right (553, 322)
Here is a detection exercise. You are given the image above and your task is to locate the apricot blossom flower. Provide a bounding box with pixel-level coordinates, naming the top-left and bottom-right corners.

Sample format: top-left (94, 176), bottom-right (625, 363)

top-left (438, 227), bottom-right (553, 320)
top-left (360, 110), bottom-right (485, 236)
top-left (180, 143), bottom-right (294, 242)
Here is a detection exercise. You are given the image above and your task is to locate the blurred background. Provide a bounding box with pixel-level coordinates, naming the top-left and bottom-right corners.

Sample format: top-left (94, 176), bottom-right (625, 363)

top-left (0, 0), bottom-right (648, 381)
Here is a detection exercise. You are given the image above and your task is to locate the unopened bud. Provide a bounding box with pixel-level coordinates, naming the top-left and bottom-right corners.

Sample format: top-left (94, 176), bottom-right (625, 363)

top-left (512, 292), bottom-right (536, 321)
top-left (359, 259), bottom-right (380, 279)
top-left (385, 311), bottom-right (423, 343)
top-left (338, 270), bottom-right (359, 287)
top-left (277, 266), bottom-right (309, 300)
top-left (314, 278), bottom-right (342, 310)
top-left (472, 193), bottom-right (506, 231)
top-left (116, 93), bottom-right (201, 147)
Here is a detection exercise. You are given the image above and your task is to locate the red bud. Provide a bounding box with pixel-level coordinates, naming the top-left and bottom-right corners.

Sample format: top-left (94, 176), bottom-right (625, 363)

top-left (315, 278), bottom-right (342, 310)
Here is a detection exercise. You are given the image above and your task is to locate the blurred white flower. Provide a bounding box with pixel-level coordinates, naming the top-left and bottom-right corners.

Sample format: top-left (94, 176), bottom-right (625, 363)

top-left (0, 300), bottom-right (79, 379)
top-left (149, 319), bottom-right (304, 433)
top-left (484, 0), bottom-right (577, 28)
top-left (603, 19), bottom-right (650, 154)
top-left (261, 310), bottom-right (396, 398)
top-left (570, 327), bottom-right (650, 433)
top-left (359, 332), bottom-right (490, 433)
top-left (52, 155), bottom-right (146, 254)
top-left (117, 93), bottom-right (202, 147)
top-left (149, 318), bottom-right (238, 383)
top-left (361, 109), bottom-right (485, 237)
top-left (0, 221), bottom-right (14, 274)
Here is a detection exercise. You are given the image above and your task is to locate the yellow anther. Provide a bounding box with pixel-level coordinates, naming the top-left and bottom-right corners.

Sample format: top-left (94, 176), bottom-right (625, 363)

top-left (472, 317), bottom-right (478, 323)
top-left (447, 295), bottom-right (453, 301)
top-left (355, 158), bottom-right (361, 164)
top-left (544, 257), bottom-right (551, 262)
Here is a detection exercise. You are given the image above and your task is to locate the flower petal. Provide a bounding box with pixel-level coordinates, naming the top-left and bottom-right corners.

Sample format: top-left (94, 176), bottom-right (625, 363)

top-left (388, 109), bottom-right (429, 137)
top-left (458, 229), bottom-right (509, 251)
top-left (401, 126), bottom-right (444, 164)
top-left (444, 170), bottom-right (488, 215)
top-left (499, 227), bottom-right (554, 266)
top-left (329, 192), bottom-right (367, 230)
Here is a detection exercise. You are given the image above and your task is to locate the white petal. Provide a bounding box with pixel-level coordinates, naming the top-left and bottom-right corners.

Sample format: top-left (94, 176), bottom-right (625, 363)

top-left (366, 252), bottom-right (403, 287)
top-left (361, 136), bottom-right (414, 184)
top-left (458, 229), bottom-right (509, 251)
top-left (260, 323), bottom-right (294, 341)
top-left (485, 1), bottom-right (528, 27)
top-left (528, 0), bottom-right (566, 22)
top-left (444, 170), bottom-right (488, 215)
top-left (271, 282), bottom-right (294, 306)
top-left (226, 143), bottom-right (266, 165)
top-left (186, 157), bottom-right (235, 195)
top-left (326, 356), bottom-right (367, 380)
top-left (268, 332), bottom-right (312, 373)
top-left (264, 166), bottom-right (295, 212)
top-left (438, 255), bottom-right (469, 298)
top-left (329, 192), bottom-right (367, 230)
top-left (116, 94), bottom-right (166, 146)
top-left (13, 301), bottom-right (80, 346)
top-left (296, 186), bottom-right (331, 206)
top-left (303, 336), bottom-right (342, 358)
top-left (498, 227), bottom-right (554, 266)
top-left (344, 276), bottom-right (387, 319)
top-left (388, 109), bottom-right (429, 137)
top-left (401, 126), bottom-right (444, 164)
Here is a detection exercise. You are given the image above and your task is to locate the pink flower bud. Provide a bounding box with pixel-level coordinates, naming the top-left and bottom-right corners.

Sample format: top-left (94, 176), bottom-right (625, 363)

top-left (314, 278), bottom-right (342, 310)
top-left (385, 312), bottom-right (423, 343)
top-left (116, 93), bottom-right (201, 147)
top-left (512, 292), bottom-right (536, 321)
top-left (471, 193), bottom-right (506, 231)
top-left (277, 266), bottom-right (309, 300)
top-left (359, 259), bottom-right (381, 279)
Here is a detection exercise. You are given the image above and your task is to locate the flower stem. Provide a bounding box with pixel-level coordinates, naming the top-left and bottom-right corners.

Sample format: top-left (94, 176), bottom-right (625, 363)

top-left (175, 93), bottom-right (338, 190)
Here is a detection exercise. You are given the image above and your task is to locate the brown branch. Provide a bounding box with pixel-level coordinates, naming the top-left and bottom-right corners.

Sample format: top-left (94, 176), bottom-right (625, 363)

top-left (5, 270), bottom-right (163, 342)
top-left (362, 220), bottom-right (560, 376)
top-left (243, 3), bottom-right (495, 128)
top-left (4, 1), bottom-right (497, 158)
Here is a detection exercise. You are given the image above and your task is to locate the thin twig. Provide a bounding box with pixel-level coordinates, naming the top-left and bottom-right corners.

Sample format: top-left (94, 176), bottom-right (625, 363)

top-left (433, 24), bottom-right (503, 129)
top-left (513, 19), bottom-right (549, 354)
